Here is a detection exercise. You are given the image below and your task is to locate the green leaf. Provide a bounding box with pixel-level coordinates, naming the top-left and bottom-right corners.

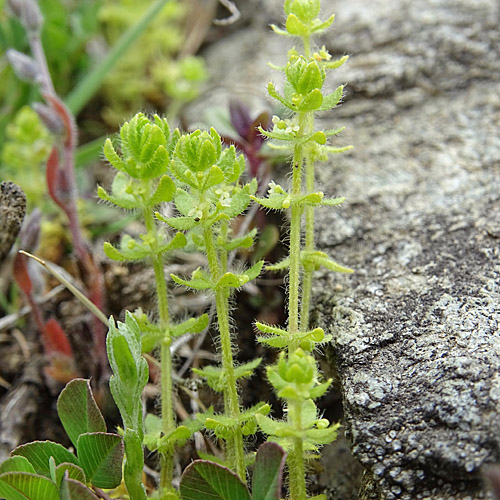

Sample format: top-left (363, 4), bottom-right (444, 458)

top-left (103, 236), bottom-right (151, 261)
top-left (300, 399), bottom-right (318, 428)
top-left (171, 314), bottom-right (209, 337)
top-left (297, 62), bottom-right (323, 94)
top-left (251, 443), bottom-right (286, 500)
top-left (323, 145), bottom-right (353, 154)
top-left (156, 214), bottom-right (197, 230)
top-left (221, 185), bottom-right (253, 218)
top-left (103, 138), bottom-right (127, 173)
top-left (107, 313), bottom-right (149, 433)
top-left (59, 477), bottom-right (99, 500)
top-left (251, 194), bottom-right (290, 210)
top-left (192, 365), bottom-right (225, 392)
top-left (163, 232), bottom-right (188, 253)
top-left (234, 358), bottom-right (262, 381)
top-left (76, 433), bottom-right (123, 489)
top-left (255, 415), bottom-right (298, 438)
top-left (295, 192), bottom-right (324, 206)
top-left (158, 426), bottom-right (192, 451)
top-left (55, 463), bottom-right (86, 488)
top-left (0, 457), bottom-right (35, 475)
top-left (0, 472), bottom-right (58, 500)
top-left (179, 461), bottom-right (251, 500)
top-left (57, 379), bottom-right (106, 449)
top-left (304, 425), bottom-right (339, 445)
top-left (321, 197), bottom-right (345, 206)
top-left (300, 251), bottom-right (353, 273)
top-left (267, 82), bottom-right (294, 111)
top-left (171, 268), bottom-right (213, 290)
top-left (286, 13), bottom-right (307, 36)
top-left (216, 272), bottom-right (248, 289)
top-left (174, 188), bottom-right (194, 216)
top-left (265, 257), bottom-right (290, 272)
top-left (311, 14), bottom-right (335, 34)
top-left (103, 241), bottom-right (127, 261)
top-left (298, 89), bottom-right (323, 112)
top-left (220, 229), bottom-right (257, 252)
top-left (270, 24), bottom-right (290, 36)
top-left (150, 175), bottom-right (176, 204)
top-left (202, 166), bottom-right (225, 190)
top-left (244, 260), bottom-right (264, 281)
top-left (97, 173), bottom-right (139, 210)
top-left (324, 55), bottom-right (349, 70)
top-left (12, 442), bottom-right (79, 477)
top-left (258, 128), bottom-right (295, 142)
top-left (254, 323), bottom-right (288, 337)
top-left (318, 85), bottom-right (344, 112)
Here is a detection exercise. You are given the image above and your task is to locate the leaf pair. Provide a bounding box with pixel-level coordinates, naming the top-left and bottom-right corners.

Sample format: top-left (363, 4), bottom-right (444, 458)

top-left (171, 261), bottom-right (264, 291)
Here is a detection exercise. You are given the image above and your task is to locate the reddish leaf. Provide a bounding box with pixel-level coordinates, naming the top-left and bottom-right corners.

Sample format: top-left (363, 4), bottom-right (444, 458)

top-left (13, 252), bottom-right (32, 295)
top-left (44, 319), bottom-right (73, 357)
top-left (46, 146), bottom-right (63, 208)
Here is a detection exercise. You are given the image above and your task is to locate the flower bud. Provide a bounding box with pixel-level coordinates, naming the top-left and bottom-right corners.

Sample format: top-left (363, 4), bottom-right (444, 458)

top-left (32, 102), bottom-right (64, 135)
top-left (7, 0), bottom-right (43, 33)
top-left (6, 49), bottom-right (40, 84)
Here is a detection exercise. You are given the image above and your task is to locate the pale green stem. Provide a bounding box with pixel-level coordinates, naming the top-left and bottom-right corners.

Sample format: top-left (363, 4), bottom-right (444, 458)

top-left (203, 226), bottom-right (245, 480)
top-left (288, 399), bottom-right (307, 500)
top-left (302, 35), bottom-right (311, 59)
top-left (143, 205), bottom-right (175, 499)
top-left (300, 112), bottom-right (315, 332)
top-left (288, 112), bottom-right (309, 353)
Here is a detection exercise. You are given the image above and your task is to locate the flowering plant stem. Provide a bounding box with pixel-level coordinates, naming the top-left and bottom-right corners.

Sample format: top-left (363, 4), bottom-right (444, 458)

top-left (203, 225), bottom-right (245, 480)
top-left (143, 205), bottom-right (176, 498)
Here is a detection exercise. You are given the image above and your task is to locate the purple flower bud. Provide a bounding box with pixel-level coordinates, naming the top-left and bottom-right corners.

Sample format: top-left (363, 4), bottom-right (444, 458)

top-left (6, 49), bottom-right (40, 84)
top-left (32, 102), bottom-right (64, 135)
top-left (6, 0), bottom-right (43, 33)
top-left (19, 208), bottom-right (41, 252)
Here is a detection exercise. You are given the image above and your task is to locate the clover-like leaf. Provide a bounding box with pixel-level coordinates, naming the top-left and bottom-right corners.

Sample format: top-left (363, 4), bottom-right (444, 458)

top-left (12, 442), bottom-right (79, 477)
top-left (180, 461), bottom-right (251, 500)
top-left (57, 379), bottom-right (106, 449)
top-left (0, 457), bottom-right (35, 475)
top-left (76, 433), bottom-right (123, 489)
top-left (59, 476), bottom-right (99, 500)
top-left (252, 443), bottom-right (286, 500)
top-left (0, 472), bottom-right (58, 500)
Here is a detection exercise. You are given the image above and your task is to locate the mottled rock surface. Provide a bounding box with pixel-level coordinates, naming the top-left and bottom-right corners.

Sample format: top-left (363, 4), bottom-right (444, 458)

top-left (190, 0), bottom-right (500, 498)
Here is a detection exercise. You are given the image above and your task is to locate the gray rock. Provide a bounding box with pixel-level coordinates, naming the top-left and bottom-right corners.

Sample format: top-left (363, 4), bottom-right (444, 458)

top-left (310, 0), bottom-right (500, 498)
top-left (190, 0), bottom-right (500, 498)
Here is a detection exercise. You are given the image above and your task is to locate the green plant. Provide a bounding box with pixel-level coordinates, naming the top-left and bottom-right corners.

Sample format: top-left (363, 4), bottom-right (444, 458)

top-left (0, 0), bottom-right (354, 498)
top-left (99, 113), bottom-right (209, 499)
top-left (0, 378), bottom-right (123, 500)
top-left (250, 1), bottom-right (353, 498)
top-left (156, 125), bottom-right (268, 480)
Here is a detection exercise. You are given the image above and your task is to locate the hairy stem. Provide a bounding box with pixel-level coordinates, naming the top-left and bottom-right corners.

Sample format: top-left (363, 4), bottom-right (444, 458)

top-left (299, 111), bottom-right (315, 332)
top-left (144, 206), bottom-right (176, 498)
top-left (203, 226), bottom-right (245, 480)
top-left (288, 400), bottom-right (307, 500)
